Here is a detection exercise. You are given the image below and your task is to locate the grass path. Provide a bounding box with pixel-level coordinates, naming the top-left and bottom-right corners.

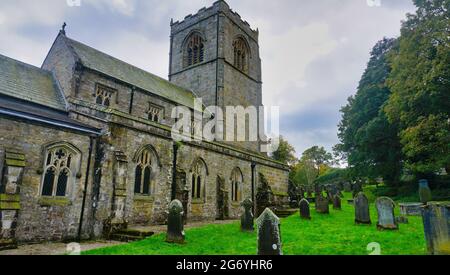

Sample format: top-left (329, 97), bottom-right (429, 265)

top-left (85, 194), bottom-right (427, 255)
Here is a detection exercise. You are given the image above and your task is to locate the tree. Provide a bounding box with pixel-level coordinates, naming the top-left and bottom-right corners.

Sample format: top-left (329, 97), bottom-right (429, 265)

top-left (301, 146), bottom-right (333, 179)
top-left (335, 38), bottom-right (403, 186)
top-left (385, 0), bottom-right (450, 175)
top-left (271, 136), bottom-right (298, 165)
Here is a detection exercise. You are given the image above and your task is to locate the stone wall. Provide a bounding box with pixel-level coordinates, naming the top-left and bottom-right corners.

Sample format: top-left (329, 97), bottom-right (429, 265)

top-left (0, 117), bottom-right (94, 243)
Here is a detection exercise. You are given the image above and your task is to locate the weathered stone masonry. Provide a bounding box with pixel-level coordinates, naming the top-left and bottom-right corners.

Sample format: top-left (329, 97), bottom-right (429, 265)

top-left (0, 0), bottom-right (289, 246)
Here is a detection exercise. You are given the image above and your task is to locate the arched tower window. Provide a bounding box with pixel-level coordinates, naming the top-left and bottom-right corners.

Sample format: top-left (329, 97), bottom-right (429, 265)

top-left (41, 143), bottom-right (81, 197)
top-left (233, 37), bottom-right (250, 73)
top-left (184, 33), bottom-right (205, 68)
top-left (134, 148), bottom-right (155, 195)
top-left (231, 168), bottom-right (243, 202)
top-left (191, 158), bottom-right (207, 200)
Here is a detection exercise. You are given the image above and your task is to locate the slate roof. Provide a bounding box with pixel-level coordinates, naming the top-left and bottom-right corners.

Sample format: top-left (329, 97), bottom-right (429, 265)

top-left (0, 54), bottom-right (66, 111)
top-left (63, 36), bottom-right (198, 109)
top-left (0, 54), bottom-right (100, 135)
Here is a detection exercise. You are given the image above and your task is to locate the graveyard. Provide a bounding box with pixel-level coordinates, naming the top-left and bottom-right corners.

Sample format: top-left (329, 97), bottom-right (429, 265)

top-left (84, 192), bottom-right (427, 255)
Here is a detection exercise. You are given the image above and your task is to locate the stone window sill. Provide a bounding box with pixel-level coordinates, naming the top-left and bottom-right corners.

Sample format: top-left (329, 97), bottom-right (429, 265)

top-left (134, 195), bottom-right (155, 202)
top-left (38, 196), bottom-right (71, 207)
top-left (192, 199), bottom-right (206, 205)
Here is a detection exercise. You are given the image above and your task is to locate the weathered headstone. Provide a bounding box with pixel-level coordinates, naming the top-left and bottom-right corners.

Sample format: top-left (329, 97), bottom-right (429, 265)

top-left (343, 182), bottom-right (352, 192)
top-left (166, 199), bottom-right (185, 244)
top-left (256, 208), bottom-right (282, 255)
top-left (418, 179), bottom-right (432, 204)
top-left (315, 195), bottom-right (330, 214)
top-left (299, 199), bottom-right (311, 220)
top-left (333, 195), bottom-right (342, 210)
top-left (241, 198), bottom-right (254, 232)
top-left (354, 193), bottom-right (371, 224)
top-left (421, 202), bottom-right (450, 255)
top-left (399, 202), bottom-right (423, 216)
top-left (375, 197), bottom-right (398, 230)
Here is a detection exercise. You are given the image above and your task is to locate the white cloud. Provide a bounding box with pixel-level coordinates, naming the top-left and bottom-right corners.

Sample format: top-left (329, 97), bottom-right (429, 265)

top-left (84, 0), bottom-right (137, 16)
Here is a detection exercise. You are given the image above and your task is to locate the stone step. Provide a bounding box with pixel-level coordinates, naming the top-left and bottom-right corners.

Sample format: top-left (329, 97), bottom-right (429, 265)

top-left (274, 208), bottom-right (298, 218)
top-left (110, 229), bottom-right (155, 243)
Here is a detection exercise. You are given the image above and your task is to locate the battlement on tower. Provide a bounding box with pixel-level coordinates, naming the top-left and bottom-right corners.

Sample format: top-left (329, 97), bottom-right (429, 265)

top-left (170, 0), bottom-right (259, 41)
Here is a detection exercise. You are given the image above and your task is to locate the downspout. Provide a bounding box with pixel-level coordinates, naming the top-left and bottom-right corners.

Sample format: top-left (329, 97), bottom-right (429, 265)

top-left (251, 162), bottom-right (256, 215)
top-left (78, 136), bottom-right (94, 241)
top-left (171, 142), bottom-right (179, 201)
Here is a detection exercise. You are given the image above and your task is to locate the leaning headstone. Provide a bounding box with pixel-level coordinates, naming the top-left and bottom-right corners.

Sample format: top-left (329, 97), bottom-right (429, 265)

top-left (333, 195), bottom-right (342, 210)
top-left (375, 197), bottom-right (398, 230)
top-left (166, 200), bottom-right (185, 243)
top-left (399, 202), bottom-right (423, 216)
top-left (241, 198), bottom-right (254, 232)
top-left (256, 208), bottom-right (282, 255)
top-left (315, 195), bottom-right (330, 214)
top-left (299, 199), bottom-right (311, 220)
top-left (354, 193), bottom-right (371, 224)
top-left (418, 179), bottom-right (432, 204)
top-left (421, 202), bottom-right (450, 255)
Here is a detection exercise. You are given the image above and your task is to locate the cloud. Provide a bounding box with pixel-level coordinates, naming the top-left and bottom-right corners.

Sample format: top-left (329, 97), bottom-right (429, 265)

top-left (0, 0), bottom-right (417, 156)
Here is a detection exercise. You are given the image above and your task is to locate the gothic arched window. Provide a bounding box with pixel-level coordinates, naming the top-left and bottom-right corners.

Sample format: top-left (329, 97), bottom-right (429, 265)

top-left (231, 168), bottom-right (243, 202)
top-left (41, 144), bottom-right (80, 197)
top-left (134, 149), bottom-right (154, 195)
top-left (191, 158), bottom-right (207, 200)
top-left (184, 33), bottom-right (205, 68)
top-left (233, 38), bottom-right (249, 73)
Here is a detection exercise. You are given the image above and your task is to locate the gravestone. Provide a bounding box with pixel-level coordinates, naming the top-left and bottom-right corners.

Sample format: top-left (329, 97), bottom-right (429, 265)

top-left (354, 193), bottom-right (371, 224)
top-left (343, 182), bottom-right (352, 192)
top-left (299, 199), bottom-right (311, 220)
top-left (399, 203), bottom-right (423, 216)
top-left (166, 200), bottom-right (185, 244)
top-left (421, 202), bottom-right (450, 255)
top-left (241, 198), bottom-right (254, 232)
top-left (315, 195), bottom-right (330, 214)
top-left (256, 208), bottom-right (282, 255)
top-left (256, 174), bottom-right (275, 217)
top-left (375, 197), bottom-right (398, 230)
top-left (333, 195), bottom-right (342, 210)
top-left (418, 179), bottom-right (432, 204)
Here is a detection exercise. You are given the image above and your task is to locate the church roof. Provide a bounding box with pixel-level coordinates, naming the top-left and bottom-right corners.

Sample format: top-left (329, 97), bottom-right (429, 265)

top-left (63, 36), bottom-right (198, 109)
top-left (0, 54), bottom-right (66, 111)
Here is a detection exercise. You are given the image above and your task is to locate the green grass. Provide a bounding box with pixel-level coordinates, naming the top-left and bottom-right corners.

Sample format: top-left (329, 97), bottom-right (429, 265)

top-left (84, 193), bottom-right (427, 255)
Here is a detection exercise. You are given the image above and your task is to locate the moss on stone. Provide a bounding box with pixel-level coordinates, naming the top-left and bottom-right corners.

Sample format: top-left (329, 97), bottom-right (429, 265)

top-left (38, 197), bottom-right (71, 207)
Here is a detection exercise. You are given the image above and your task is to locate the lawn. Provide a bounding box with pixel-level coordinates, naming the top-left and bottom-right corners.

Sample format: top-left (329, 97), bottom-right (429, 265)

top-left (84, 193), bottom-right (427, 255)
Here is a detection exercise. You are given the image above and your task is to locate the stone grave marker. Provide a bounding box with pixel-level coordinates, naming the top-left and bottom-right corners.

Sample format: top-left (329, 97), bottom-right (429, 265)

top-left (418, 179), bottom-right (432, 204)
top-left (333, 195), bottom-right (342, 210)
top-left (421, 202), bottom-right (450, 255)
top-left (375, 197), bottom-right (398, 230)
top-left (256, 208), bottom-right (282, 255)
top-left (354, 192), bottom-right (371, 224)
top-left (166, 199), bottom-right (185, 244)
top-left (299, 198), bottom-right (311, 220)
top-left (315, 195), bottom-right (330, 214)
top-left (241, 198), bottom-right (254, 232)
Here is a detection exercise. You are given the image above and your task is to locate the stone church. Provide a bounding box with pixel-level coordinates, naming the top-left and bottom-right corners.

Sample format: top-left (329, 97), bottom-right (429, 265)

top-left (0, 1), bottom-right (289, 247)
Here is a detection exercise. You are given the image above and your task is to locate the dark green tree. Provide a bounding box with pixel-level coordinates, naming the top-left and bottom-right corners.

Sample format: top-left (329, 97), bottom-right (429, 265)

top-left (385, 0), bottom-right (450, 175)
top-left (301, 146), bottom-right (333, 178)
top-left (335, 38), bottom-right (403, 186)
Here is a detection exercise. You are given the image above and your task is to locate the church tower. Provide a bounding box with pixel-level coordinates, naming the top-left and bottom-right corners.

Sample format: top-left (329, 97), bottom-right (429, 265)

top-left (169, 0), bottom-right (263, 153)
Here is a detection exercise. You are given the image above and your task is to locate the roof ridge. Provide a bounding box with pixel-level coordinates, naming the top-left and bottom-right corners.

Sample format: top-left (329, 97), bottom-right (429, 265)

top-left (63, 36), bottom-right (194, 96)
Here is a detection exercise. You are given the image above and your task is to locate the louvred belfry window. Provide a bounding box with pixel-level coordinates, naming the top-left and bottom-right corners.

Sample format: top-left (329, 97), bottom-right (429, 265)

top-left (233, 38), bottom-right (249, 73)
top-left (185, 34), bottom-right (205, 67)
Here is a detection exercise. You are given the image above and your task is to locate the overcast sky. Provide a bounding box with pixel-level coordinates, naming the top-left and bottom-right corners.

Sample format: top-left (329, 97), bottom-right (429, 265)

top-left (0, 0), bottom-right (417, 157)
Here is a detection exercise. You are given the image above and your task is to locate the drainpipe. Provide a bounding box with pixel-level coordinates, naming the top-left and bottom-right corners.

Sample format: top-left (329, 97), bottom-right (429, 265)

top-left (251, 162), bottom-right (256, 215)
top-left (171, 142), bottom-right (179, 201)
top-left (78, 136), bottom-right (95, 241)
